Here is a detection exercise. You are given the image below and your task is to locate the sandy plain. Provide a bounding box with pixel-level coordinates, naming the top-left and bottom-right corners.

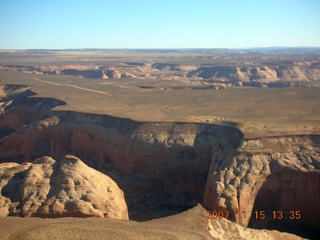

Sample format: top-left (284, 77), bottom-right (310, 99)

top-left (1, 70), bottom-right (319, 138)
top-left (0, 205), bottom-right (303, 240)
top-left (0, 205), bottom-right (213, 240)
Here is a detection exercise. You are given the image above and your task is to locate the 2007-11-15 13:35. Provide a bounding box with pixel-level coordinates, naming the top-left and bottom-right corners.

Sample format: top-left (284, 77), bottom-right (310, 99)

top-left (206, 210), bottom-right (301, 220)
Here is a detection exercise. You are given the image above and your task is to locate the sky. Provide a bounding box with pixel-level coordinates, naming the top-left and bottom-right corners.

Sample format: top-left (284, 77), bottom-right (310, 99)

top-left (0, 0), bottom-right (319, 49)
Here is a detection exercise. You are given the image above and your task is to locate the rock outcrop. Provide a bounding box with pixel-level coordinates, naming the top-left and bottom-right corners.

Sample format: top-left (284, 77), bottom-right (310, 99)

top-left (0, 85), bottom-right (65, 137)
top-left (0, 155), bottom-right (128, 219)
top-left (203, 136), bottom-right (320, 238)
top-left (187, 65), bottom-right (320, 84)
top-left (0, 111), bottom-right (242, 220)
top-left (121, 72), bottom-right (137, 78)
top-left (206, 212), bottom-right (304, 240)
top-left (102, 68), bottom-right (121, 79)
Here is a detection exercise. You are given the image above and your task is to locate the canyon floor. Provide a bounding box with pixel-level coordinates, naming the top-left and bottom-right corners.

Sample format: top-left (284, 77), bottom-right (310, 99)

top-left (0, 49), bottom-right (319, 239)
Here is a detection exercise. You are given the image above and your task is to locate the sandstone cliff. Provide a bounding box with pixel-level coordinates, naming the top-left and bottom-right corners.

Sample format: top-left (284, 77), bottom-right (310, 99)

top-left (0, 155), bottom-right (128, 219)
top-left (187, 65), bottom-right (320, 85)
top-left (0, 84), bottom-right (65, 134)
top-left (203, 135), bottom-right (320, 238)
top-left (0, 113), bottom-right (241, 220)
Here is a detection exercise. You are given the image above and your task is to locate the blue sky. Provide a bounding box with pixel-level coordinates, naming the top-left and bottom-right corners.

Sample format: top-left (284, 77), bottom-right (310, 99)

top-left (0, 0), bottom-right (319, 49)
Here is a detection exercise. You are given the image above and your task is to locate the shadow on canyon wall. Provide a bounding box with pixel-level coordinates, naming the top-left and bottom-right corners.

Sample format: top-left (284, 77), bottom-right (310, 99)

top-left (249, 169), bottom-right (320, 239)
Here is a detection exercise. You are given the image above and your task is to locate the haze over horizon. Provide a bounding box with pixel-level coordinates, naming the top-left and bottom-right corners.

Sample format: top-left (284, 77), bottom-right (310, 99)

top-left (0, 0), bottom-right (320, 49)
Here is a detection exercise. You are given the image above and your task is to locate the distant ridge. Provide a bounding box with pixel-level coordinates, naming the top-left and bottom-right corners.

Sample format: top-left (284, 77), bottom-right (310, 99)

top-left (0, 47), bottom-right (317, 55)
top-left (241, 47), bottom-right (320, 54)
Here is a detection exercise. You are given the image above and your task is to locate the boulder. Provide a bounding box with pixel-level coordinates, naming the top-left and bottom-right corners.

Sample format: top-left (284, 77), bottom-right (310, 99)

top-left (0, 155), bottom-right (128, 220)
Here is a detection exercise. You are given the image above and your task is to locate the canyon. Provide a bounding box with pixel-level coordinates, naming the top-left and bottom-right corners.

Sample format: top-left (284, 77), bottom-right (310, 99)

top-left (0, 84), bottom-right (319, 239)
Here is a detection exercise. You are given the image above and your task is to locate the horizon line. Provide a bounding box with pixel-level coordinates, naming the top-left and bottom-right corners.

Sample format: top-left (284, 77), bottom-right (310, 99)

top-left (1, 46), bottom-right (320, 51)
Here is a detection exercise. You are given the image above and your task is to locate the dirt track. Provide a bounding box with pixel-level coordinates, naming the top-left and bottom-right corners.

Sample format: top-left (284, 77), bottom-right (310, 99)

top-left (33, 77), bottom-right (112, 96)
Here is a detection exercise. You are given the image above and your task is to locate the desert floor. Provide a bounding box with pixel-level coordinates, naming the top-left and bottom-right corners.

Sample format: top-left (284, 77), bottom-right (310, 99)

top-left (1, 71), bottom-right (320, 138)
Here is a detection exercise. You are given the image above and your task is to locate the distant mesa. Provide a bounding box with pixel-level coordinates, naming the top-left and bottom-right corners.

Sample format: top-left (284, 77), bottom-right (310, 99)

top-left (187, 65), bottom-right (320, 84)
top-left (121, 71), bottom-right (137, 78)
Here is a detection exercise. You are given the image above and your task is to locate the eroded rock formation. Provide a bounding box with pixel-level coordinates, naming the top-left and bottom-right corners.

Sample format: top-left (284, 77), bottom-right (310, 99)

top-left (0, 112), bottom-right (242, 220)
top-left (203, 136), bottom-right (320, 238)
top-left (0, 83), bottom-right (319, 238)
top-left (102, 68), bottom-right (122, 79)
top-left (1, 58), bottom-right (320, 87)
top-left (0, 85), bottom-right (65, 136)
top-left (206, 211), bottom-right (303, 240)
top-left (0, 155), bottom-right (128, 219)
top-left (187, 65), bottom-right (320, 84)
